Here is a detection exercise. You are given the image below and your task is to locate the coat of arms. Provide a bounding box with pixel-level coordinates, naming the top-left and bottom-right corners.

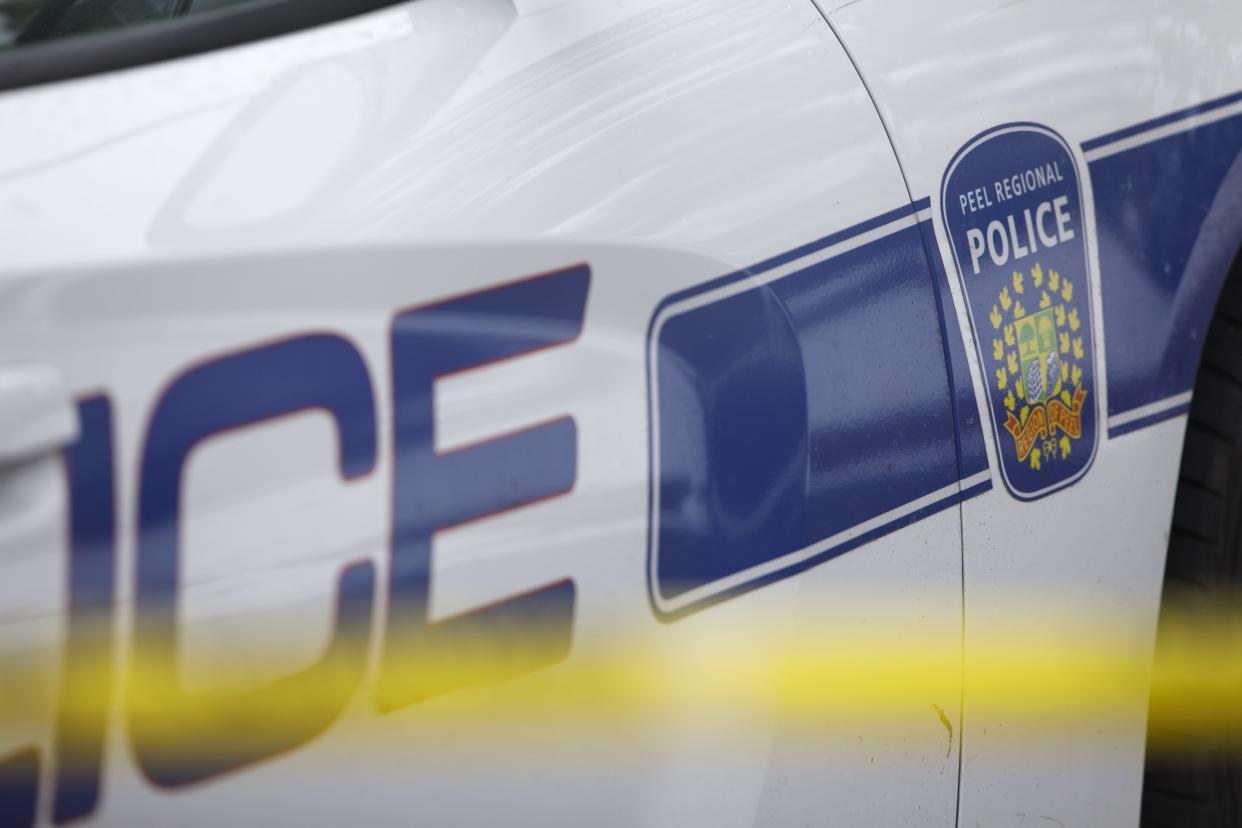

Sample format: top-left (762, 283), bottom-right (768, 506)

top-left (988, 264), bottom-right (1088, 471)
top-left (941, 123), bottom-right (1099, 500)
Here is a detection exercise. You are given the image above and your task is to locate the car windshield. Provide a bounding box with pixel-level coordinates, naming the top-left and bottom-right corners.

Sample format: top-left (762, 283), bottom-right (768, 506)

top-left (1, 0), bottom-right (253, 49)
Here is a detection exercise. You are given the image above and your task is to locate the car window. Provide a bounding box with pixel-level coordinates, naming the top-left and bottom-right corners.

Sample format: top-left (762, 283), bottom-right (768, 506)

top-left (2, 0), bottom-right (253, 48)
top-left (0, 0), bottom-right (400, 90)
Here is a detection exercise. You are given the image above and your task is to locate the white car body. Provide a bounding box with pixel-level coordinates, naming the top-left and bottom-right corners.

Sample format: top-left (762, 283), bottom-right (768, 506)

top-left (0, 0), bottom-right (1239, 825)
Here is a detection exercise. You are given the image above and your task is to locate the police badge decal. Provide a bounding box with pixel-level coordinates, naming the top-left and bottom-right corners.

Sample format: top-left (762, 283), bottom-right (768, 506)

top-left (941, 124), bottom-right (1099, 500)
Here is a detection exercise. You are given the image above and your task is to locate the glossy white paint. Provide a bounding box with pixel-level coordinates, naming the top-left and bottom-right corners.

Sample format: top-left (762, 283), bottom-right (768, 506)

top-left (0, 0), bottom-right (968, 825)
top-left (2, 0), bottom-right (1240, 824)
top-left (822, 0), bottom-right (1242, 825)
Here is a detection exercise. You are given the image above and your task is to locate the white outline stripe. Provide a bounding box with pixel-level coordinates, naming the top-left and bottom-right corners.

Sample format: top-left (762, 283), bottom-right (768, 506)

top-left (959, 469), bottom-right (992, 491)
top-left (657, 212), bottom-right (921, 323)
top-left (655, 474), bottom-right (988, 613)
top-left (1107, 391), bottom-right (1193, 429)
top-left (1084, 99), bottom-right (1242, 162)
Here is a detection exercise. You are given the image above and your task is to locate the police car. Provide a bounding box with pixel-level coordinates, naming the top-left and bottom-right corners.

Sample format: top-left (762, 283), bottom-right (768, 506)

top-left (1, 0), bottom-right (1240, 825)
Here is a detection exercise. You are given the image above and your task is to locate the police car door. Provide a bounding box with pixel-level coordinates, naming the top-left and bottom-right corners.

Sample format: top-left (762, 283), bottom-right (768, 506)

top-left (0, 0), bottom-right (970, 825)
top-left (824, 0), bottom-right (1242, 826)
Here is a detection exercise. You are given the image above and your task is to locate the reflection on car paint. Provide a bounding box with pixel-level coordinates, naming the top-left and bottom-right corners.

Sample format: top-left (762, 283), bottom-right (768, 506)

top-left (648, 202), bottom-right (990, 618)
top-left (14, 89), bottom-right (1242, 824)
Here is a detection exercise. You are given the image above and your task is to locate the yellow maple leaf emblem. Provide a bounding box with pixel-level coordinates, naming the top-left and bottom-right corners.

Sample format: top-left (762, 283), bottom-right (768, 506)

top-left (992, 339), bottom-right (1004, 361)
top-left (1004, 325), bottom-right (1016, 347)
top-left (1071, 365), bottom-right (1082, 386)
top-left (1073, 337), bottom-right (1084, 360)
top-left (990, 305), bottom-right (1002, 329)
top-left (1013, 301), bottom-right (1026, 319)
top-left (1061, 389), bottom-right (1072, 406)
top-left (1061, 279), bottom-right (1073, 302)
top-left (1049, 269), bottom-right (1061, 291)
top-left (1060, 435), bottom-right (1072, 460)
top-left (1055, 305), bottom-right (1066, 327)
top-left (1040, 291), bottom-right (1052, 309)
top-left (1060, 332), bottom-right (1070, 354)
top-left (999, 286), bottom-right (1013, 311)
top-left (1020, 404), bottom-right (1030, 425)
top-left (1007, 351), bottom-right (1019, 374)
top-left (1004, 390), bottom-right (1016, 411)
top-left (1031, 263), bottom-right (1044, 287)
top-left (996, 368), bottom-right (1008, 391)
top-left (1068, 308), bottom-right (1080, 331)
top-left (1013, 271), bottom-right (1025, 294)
top-left (1030, 448), bottom-right (1042, 470)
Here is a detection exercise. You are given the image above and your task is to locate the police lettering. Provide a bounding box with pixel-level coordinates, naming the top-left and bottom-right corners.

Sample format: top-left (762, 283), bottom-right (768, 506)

top-left (44, 265), bottom-right (592, 822)
top-left (964, 196), bottom-right (1075, 276)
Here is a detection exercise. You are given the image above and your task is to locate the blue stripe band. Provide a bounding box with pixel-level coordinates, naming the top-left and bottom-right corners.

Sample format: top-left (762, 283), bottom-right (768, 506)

top-left (1108, 403), bottom-right (1192, 438)
top-left (1082, 89), bottom-right (1242, 151)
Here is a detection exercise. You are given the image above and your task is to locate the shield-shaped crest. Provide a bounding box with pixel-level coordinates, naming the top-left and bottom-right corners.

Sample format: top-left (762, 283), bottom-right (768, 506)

top-left (1018, 308), bottom-right (1059, 404)
top-left (940, 124), bottom-right (1099, 500)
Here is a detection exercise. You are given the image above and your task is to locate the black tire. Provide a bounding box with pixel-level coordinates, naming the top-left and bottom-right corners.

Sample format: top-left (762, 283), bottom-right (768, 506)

top-left (1141, 260), bottom-right (1242, 827)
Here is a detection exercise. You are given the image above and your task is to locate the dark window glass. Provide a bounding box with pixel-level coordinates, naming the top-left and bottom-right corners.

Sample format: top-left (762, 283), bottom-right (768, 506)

top-left (2, 0), bottom-right (253, 49)
top-left (0, 0), bottom-right (402, 91)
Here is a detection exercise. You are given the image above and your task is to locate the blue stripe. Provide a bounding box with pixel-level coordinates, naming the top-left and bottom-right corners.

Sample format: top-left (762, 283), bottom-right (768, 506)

top-left (918, 217), bottom-right (991, 485)
top-left (1090, 107), bottom-right (1242, 425)
top-left (648, 204), bottom-right (988, 620)
top-left (1108, 403), bottom-right (1192, 438)
top-left (654, 200), bottom-right (922, 314)
top-left (960, 479), bottom-right (994, 502)
top-left (1082, 89), bottom-right (1242, 151)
